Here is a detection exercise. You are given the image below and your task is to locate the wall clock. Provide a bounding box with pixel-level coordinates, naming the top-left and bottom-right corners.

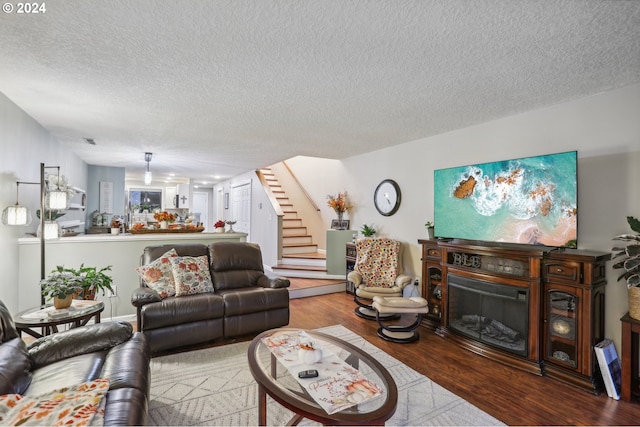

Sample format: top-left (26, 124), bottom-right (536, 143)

top-left (374, 179), bottom-right (401, 216)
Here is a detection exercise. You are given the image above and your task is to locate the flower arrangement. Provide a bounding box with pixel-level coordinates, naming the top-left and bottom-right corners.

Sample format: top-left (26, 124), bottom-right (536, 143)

top-left (327, 192), bottom-right (352, 214)
top-left (154, 211), bottom-right (176, 223)
top-left (214, 220), bottom-right (226, 228)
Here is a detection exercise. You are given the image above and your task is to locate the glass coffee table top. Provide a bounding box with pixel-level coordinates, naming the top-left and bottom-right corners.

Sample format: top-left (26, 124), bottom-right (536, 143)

top-left (247, 327), bottom-right (397, 426)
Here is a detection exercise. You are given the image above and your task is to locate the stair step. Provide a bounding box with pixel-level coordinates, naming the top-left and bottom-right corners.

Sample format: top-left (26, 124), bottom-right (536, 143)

top-left (283, 218), bottom-right (303, 227)
top-left (283, 235), bottom-right (313, 244)
top-left (274, 264), bottom-right (327, 272)
top-left (283, 227), bottom-right (307, 236)
top-left (283, 244), bottom-right (318, 255)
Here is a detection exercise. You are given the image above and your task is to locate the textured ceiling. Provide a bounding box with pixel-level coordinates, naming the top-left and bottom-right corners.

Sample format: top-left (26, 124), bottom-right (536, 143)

top-left (1, 0), bottom-right (639, 185)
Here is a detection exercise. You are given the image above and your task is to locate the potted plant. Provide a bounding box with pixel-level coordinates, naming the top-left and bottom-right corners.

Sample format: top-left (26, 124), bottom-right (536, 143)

top-left (154, 211), bottom-right (176, 229)
top-left (612, 216), bottom-right (640, 319)
top-left (214, 220), bottom-right (226, 233)
top-left (75, 264), bottom-right (114, 300)
top-left (425, 220), bottom-right (435, 240)
top-left (360, 224), bottom-right (377, 238)
top-left (110, 217), bottom-right (121, 235)
top-left (40, 267), bottom-right (83, 309)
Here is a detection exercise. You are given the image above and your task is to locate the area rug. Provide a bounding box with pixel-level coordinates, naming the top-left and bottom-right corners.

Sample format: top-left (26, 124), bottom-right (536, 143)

top-left (148, 325), bottom-right (505, 426)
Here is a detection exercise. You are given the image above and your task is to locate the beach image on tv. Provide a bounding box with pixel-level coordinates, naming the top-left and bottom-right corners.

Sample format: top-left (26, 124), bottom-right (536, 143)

top-left (434, 151), bottom-right (577, 247)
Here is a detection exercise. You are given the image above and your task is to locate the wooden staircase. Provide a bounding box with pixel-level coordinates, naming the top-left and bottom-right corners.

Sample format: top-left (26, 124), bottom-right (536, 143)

top-left (260, 168), bottom-right (341, 279)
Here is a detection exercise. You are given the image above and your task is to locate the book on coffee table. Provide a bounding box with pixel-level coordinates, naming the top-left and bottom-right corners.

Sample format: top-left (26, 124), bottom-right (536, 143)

top-left (262, 330), bottom-right (383, 414)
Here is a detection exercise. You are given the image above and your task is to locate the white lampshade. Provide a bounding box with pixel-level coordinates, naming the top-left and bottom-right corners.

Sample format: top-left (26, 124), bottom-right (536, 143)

top-left (43, 221), bottom-right (59, 240)
top-left (48, 190), bottom-right (68, 210)
top-left (144, 171), bottom-right (152, 185)
top-left (2, 204), bottom-right (32, 226)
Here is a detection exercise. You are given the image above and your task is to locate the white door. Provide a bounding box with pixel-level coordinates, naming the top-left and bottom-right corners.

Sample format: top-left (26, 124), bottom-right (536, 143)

top-left (216, 188), bottom-right (224, 221)
top-left (192, 191), bottom-right (209, 231)
top-left (231, 182), bottom-right (251, 237)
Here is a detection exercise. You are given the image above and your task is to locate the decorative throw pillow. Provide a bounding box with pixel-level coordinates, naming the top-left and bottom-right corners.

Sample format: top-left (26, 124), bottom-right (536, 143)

top-left (0, 378), bottom-right (109, 426)
top-left (172, 255), bottom-right (214, 296)
top-left (135, 248), bottom-right (179, 298)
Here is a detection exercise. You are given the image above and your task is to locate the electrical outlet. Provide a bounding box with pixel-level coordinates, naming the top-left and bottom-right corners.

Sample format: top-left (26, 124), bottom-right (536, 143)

top-left (107, 285), bottom-right (117, 298)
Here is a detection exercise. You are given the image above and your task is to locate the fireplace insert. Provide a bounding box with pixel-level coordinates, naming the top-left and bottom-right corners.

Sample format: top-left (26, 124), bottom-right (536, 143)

top-left (447, 274), bottom-right (529, 357)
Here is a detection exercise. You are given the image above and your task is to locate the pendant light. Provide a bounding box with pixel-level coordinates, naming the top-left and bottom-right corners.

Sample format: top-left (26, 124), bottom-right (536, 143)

top-left (144, 152), bottom-right (153, 185)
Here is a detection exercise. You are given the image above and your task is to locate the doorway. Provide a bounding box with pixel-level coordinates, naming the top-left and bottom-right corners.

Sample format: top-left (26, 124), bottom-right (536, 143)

top-left (231, 181), bottom-right (251, 237)
top-left (192, 191), bottom-right (209, 231)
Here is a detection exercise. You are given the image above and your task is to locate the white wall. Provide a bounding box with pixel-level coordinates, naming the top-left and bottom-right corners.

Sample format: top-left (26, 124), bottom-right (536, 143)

top-left (288, 83), bottom-right (640, 350)
top-left (0, 92), bottom-right (88, 312)
top-left (2, 83), bottom-right (639, 351)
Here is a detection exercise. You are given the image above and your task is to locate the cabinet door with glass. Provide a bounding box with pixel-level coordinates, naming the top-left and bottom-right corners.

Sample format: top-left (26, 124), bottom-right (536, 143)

top-left (419, 240), bottom-right (443, 329)
top-left (544, 284), bottom-right (582, 370)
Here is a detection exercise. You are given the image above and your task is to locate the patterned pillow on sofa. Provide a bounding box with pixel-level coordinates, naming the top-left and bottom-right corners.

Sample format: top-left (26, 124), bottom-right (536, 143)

top-left (135, 248), bottom-right (179, 298)
top-left (0, 379), bottom-right (109, 426)
top-left (172, 255), bottom-right (214, 296)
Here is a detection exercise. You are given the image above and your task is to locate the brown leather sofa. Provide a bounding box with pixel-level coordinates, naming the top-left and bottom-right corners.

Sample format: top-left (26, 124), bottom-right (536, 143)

top-left (0, 299), bottom-right (150, 426)
top-left (131, 241), bottom-right (290, 354)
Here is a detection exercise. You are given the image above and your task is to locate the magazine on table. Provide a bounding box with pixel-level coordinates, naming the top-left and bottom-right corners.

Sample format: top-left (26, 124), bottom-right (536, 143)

top-left (262, 330), bottom-right (384, 414)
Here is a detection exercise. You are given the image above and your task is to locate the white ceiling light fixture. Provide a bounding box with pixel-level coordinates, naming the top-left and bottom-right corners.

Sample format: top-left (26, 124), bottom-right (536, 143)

top-left (144, 152), bottom-right (153, 185)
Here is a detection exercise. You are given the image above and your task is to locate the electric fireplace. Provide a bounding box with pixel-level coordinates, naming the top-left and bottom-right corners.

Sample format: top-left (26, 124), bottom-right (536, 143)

top-left (447, 274), bottom-right (529, 357)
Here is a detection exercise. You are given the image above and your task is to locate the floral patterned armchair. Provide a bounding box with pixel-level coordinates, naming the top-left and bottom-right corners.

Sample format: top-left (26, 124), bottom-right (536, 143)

top-left (348, 237), bottom-right (413, 319)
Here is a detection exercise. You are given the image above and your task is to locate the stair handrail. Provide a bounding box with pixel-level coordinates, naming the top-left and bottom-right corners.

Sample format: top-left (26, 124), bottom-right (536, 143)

top-left (256, 170), bottom-right (285, 217)
top-left (283, 160), bottom-right (320, 211)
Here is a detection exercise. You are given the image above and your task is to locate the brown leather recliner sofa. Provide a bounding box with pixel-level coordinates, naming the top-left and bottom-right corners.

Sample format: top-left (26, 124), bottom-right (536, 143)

top-left (130, 241), bottom-right (290, 354)
top-left (0, 299), bottom-right (150, 425)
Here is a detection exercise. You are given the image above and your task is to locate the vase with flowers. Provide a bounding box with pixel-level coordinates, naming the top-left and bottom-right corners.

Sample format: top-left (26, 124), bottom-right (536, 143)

top-left (214, 220), bottom-right (226, 233)
top-left (154, 211), bottom-right (176, 229)
top-left (327, 191), bottom-right (352, 229)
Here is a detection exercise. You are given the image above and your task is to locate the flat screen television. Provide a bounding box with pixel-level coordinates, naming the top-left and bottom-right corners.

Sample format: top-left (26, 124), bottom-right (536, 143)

top-left (434, 151), bottom-right (577, 248)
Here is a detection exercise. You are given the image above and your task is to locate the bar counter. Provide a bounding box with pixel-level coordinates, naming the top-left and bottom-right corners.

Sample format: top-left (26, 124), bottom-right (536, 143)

top-left (18, 232), bottom-right (247, 317)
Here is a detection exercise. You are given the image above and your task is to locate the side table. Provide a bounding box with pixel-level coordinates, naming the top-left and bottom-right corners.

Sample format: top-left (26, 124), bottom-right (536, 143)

top-left (620, 312), bottom-right (640, 402)
top-left (14, 300), bottom-right (104, 339)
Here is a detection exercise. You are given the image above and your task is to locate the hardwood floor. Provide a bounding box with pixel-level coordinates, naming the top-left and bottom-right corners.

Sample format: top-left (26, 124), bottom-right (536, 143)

top-left (44, 280), bottom-right (638, 425)
top-left (287, 292), bottom-right (640, 426)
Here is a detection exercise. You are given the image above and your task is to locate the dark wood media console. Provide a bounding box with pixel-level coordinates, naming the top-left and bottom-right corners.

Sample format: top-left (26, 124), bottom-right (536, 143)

top-left (419, 238), bottom-right (610, 394)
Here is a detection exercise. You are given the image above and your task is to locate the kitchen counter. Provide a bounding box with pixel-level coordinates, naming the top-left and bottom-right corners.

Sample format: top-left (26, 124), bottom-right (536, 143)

top-left (18, 232), bottom-right (248, 317)
top-left (18, 232), bottom-right (246, 245)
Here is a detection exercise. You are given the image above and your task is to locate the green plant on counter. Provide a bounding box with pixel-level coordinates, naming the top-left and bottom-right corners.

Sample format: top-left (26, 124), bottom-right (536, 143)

top-left (360, 224), bottom-right (377, 237)
top-left (36, 209), bottom-right (66, 221)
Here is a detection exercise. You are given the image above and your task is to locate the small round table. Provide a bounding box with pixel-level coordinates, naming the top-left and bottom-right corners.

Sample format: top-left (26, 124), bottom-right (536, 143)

top-left (14, 300), bottom-right (104, 339)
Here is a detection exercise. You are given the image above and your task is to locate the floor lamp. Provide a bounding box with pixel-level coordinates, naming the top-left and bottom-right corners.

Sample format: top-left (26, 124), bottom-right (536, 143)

top-left (2, 163), bottom-right (68, 306)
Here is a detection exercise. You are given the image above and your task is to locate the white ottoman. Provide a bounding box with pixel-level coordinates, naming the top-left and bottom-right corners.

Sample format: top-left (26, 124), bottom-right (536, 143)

top-left (372, 296), bottom-right (429, 343)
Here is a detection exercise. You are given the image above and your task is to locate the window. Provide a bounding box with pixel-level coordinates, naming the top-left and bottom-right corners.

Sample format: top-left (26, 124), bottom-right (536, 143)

top-left (129, 188), bottom-right (162, 212)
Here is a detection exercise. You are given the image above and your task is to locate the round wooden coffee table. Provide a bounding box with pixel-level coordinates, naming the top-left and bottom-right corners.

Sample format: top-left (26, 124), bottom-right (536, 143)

top-left (247, 327), bottom-right (397, 426)
top-left (14, 300), bottom-right (104, 339)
